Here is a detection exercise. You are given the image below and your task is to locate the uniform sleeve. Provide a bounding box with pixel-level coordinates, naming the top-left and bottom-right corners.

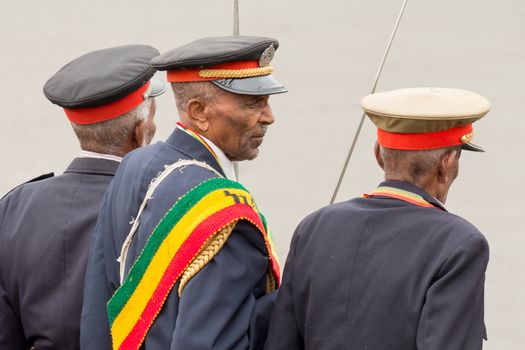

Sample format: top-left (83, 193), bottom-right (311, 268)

top-left (171, 221), bottom-right (273, 350)
top-left (80, 194), bottom-right (119, 350)
top-left (0, 196), bottom-right (29, 349)
top-left (0, 282), bottom-right (27, 349)
top-left (264, 230), bottom-right (303, 350)
top-left (417, 234), bottom-right (489, 350)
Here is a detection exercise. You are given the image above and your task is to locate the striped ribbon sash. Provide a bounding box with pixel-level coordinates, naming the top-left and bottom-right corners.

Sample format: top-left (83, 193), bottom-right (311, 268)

top-left (364, 186), bottom-right (438, 209)
top-left (108, 177), bottom-right (280, 350)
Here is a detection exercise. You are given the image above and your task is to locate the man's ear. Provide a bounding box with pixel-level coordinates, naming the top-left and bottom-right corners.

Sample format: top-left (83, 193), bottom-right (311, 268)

top-left (374, 142), bottom-right (385, 170)
top-left (186, 97), bottom-right (210, 132)
top-left (133, 119), bottom-right (145, 148)
top-left (438, 150), bottom-right (458, 184)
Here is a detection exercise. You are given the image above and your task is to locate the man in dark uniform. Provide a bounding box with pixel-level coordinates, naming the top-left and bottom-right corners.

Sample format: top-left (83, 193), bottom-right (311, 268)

top-left (0, 45), bottom-right (166, 350)
top-left (81, 36), bottom-right (287, 350)
top-left (265, 87), bottom-right (491, 350)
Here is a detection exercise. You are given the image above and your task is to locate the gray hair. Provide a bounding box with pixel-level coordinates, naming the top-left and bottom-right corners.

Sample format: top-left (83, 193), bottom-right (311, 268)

top-left (171, 82), bottom-right (224, 113)
top-left (71, 98), bottom-right (152, 155)
top-left (380, 145), bottom-right (461, 183)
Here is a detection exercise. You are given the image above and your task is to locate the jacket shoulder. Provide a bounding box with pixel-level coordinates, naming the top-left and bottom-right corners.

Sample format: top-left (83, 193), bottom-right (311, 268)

top-left (432, 209), bottom-right (486, 244)
top-left (294, 199), bottom-right (362, 234)
top-left (1, 172), bottom-right (54, 201)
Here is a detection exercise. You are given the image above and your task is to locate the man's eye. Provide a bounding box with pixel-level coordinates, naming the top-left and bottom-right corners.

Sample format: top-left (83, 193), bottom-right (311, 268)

top-left (247, 99), bottom-right (263, 108)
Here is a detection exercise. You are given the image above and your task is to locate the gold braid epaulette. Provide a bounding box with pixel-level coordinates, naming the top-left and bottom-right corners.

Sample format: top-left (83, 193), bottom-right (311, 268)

top-left (178, 222), bottom-right (237, 297)
top-left (177, 220), bottom-right (278, 296)
top-left (199, 65), bottom-right (273, 79)
top-left (265, 268), bottom-right (277, 293)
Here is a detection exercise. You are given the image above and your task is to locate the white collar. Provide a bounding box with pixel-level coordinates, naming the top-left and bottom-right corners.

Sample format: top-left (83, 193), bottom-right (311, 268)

top-left (78, 150), bottom-right (122, 163)
top-left (177, 125), bottom-right (237, 181)
top-left (431, 195), bottom-right (447, 210)
top-left (199, 134), bottom-right (237, 181)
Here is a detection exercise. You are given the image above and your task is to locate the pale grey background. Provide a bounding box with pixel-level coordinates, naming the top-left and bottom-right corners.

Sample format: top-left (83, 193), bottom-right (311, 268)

top-left (1, 0), bottom-right (523, 348)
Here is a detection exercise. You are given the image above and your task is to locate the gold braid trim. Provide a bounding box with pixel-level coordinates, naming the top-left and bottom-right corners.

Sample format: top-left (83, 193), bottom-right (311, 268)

top-left (199, 65), bottom-right (273, 79)
top-left (265, 269), bottom-right (277, 294)
top-left (178, 222), bottom-right (237, 297)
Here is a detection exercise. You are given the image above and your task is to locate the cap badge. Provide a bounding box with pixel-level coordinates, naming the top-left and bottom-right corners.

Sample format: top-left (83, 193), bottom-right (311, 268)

top-left (461, 131), bottom-right (474, 143)
top-left (259, 44), bottom-right (275, 67)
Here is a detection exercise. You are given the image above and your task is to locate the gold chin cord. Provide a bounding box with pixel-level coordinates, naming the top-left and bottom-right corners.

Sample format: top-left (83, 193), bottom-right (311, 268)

top-left (329, 0), bottom-right (409, 205)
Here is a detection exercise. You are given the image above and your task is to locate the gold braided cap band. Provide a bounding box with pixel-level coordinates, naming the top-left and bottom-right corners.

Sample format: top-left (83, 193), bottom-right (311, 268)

top-left (199, 65), bottom-right (273, 79)
top-left (167, 60), bottom-right (273, 82)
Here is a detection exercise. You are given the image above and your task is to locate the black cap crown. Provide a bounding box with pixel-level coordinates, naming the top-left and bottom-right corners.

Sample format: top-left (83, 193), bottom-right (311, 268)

top-left (44, 45), bottom-right (161, 108)
top-left (152, 36), bottom-right (287, 96)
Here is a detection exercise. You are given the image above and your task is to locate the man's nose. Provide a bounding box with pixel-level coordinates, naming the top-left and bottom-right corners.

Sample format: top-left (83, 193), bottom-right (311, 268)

top-left (260, 104), bottom-right (275, 125)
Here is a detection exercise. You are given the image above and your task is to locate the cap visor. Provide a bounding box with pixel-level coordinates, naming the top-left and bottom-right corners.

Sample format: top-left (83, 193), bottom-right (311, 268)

top-left (211, 74), bottom-right (287, 95)
top-left (149, 77), bottom-right (168, 97)
top-left (462, 142), bottom-right (485, 152)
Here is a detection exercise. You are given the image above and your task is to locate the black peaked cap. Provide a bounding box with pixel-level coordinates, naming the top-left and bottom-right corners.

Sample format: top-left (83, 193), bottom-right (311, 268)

top-left (151, 36), bottom-right (279, 70)
top-left (44, 45), bottom-right (159, 108)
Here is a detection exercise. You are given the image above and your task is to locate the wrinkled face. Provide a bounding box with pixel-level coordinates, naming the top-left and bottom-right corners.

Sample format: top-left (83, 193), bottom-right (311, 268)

top-left (205, 92), bottom-right (275, 161)
top-left (143, 99), bottom-right (157, 145)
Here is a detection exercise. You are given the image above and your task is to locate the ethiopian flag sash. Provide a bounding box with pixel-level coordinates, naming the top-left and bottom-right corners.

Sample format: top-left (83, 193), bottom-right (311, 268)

top-left (108, 177), bottom-right (280, 350)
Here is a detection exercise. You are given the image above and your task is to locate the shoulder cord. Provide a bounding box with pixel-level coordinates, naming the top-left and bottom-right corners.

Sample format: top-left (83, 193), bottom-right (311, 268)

top-left (178, 221), bottom-right (277, 296)
top-left (118, 159), bottom-right (223, 284)
top-left (266, 268), bottom-right (277, 293)
top-left (178, 221), bottom-right (237, 296)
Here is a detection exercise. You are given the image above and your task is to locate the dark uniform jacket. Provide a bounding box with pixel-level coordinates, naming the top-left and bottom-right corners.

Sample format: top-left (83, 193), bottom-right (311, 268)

top-left (265, 180), bottom-right (489, 350)
top-left (81, 128), bottom-right (275, 350)
top-left (0, 157), bottom-right (119, 350)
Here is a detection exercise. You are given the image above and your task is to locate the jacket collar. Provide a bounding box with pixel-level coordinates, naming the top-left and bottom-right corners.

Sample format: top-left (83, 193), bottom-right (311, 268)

top-left (64, 157), bottom-right (119, 176)
top-left (378, 180), bottom-right (448, 211)
top-left (164, 127), bottom-right (225, 177)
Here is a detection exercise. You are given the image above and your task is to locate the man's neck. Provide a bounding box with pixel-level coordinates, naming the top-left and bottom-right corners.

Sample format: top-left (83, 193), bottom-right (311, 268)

top-left (176, 124), bottom-right (237, 181)
top-left (79, 143), bottom-right (129, 157)
top-left (384, 175), bottom-right (448, 204)
top-left (198, 133), bottom-right (237, 181)
top-left (78, 150), bottom-right (123, 163)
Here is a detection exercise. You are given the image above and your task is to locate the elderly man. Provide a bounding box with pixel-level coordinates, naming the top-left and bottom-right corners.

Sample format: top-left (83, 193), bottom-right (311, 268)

top-left (265, 88), bottom-right (490, 350)
top-left (81, 36), bottom-right (287, 350)
top-left (0, 45), bottom-right (166, 350)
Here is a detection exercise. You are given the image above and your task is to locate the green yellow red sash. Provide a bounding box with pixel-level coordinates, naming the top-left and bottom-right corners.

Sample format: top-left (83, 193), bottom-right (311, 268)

top-left (108, 177), bottom-right (280, 350)
top-left (364, 186), bottom-right (438, 209)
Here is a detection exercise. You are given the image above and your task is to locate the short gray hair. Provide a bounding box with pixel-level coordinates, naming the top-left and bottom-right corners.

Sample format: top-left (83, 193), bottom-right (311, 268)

top-left (71, 98), bottom-right (152, 155)
top-left (380, 145), bottom-right (461, 182)
top-left (171, 82), bottom-right (224, 112)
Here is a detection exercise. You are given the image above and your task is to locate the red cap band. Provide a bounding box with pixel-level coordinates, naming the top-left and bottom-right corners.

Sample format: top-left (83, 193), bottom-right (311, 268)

top-left (167, 60), bottom-right (260, 82)
top-left (377, 124), bottom-right (473, 150)
top-left (63, 82), bottom-right (150, 124)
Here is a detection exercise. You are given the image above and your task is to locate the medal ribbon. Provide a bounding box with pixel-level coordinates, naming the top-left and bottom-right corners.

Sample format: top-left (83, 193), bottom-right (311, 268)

top-left (176, 122), bottom-right (223, 171)
top-left (364, 186), bottom-right (440, 209)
